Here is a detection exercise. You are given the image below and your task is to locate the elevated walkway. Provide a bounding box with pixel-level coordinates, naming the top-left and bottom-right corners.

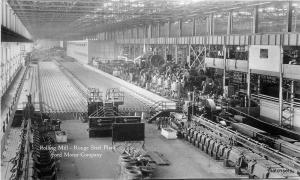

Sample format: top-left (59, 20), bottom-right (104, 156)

top-left (147, 101), bottom-right (183, 123)
top-left (1, 66), bottom-right (25, 141)
top-left (1, 64), bottom-right (39, 180)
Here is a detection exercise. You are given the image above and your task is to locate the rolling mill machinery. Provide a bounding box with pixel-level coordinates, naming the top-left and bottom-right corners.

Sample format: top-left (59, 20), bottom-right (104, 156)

top-left (181, 113), bottom-right (300, 179)
top-left (173, 45), bottom-right (300, 179)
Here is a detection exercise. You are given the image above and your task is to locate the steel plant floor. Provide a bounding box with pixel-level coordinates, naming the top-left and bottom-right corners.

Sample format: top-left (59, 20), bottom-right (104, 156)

top-left (57, 120), bottom-right (245, 179)
top-left (46, 61), bottom-right (245, 179)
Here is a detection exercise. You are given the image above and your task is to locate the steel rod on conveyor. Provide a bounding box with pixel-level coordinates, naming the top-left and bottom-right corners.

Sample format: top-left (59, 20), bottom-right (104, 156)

top-left (192, 115), bottom-right (300, 175)
top-left (228, 106), bottom-right (300, 139)
top-left (37, 63), bottom-right (43, 112)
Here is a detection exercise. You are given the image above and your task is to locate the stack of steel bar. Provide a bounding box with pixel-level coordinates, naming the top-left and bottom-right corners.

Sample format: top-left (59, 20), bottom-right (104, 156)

top-left (59, 61), bottom-right (151, 113)
top-left (231, 122), bottom-right (300, 159)
top-left (39, 61), bottom-right (86, 119)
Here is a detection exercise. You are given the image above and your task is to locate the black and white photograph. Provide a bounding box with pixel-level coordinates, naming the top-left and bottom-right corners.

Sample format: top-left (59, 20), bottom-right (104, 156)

top-left (1, 0), bottom-right (300, 179)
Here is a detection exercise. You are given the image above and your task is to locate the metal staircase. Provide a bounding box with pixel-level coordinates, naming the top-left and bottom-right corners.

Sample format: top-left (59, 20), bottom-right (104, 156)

top-left (104, 102), bottom-right (115, 117)
top-left (147, 101), bottom-right (182, 123)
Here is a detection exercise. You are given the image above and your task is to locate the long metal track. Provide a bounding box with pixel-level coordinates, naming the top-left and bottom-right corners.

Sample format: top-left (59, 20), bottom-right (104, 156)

top-left (192, 115), bottom-right (300, 174)
top-left (37, 62), bottom-right (44, 113)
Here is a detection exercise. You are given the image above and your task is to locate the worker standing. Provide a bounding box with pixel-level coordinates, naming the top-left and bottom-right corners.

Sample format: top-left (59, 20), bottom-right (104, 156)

top-left (156, 117), bottom-right (161, 130)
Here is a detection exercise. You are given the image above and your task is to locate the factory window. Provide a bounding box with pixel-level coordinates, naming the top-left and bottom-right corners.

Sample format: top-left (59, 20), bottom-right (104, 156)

top-left (133, 28), bottom-right (137, 38)
top-left (195, 17), bottom-right (208, 35)
top-left (138, 27), bottom-right (144, 38)
top-left (170, 21), bottom-right (179, 37)
top-left (182, 19), bottom-right (193, 36)
top-left (292, 2), bottom-right (300, 32)
top-left (214, 12), bottom-right (228, 35)
top-left (144, 26), bottom-right (148, 38)
top-left (160, 22), bottom-right (168, 37)
top-left (124, 30), bottom-right (128, 38)
top-left (260, 49), bottom-right (268, 59)
top-left (258, 2), bottom-right (288, 33)
top-left (232, 8), bottom-right (253, 34)
top-left (151, 24), bottom-right (159, 38)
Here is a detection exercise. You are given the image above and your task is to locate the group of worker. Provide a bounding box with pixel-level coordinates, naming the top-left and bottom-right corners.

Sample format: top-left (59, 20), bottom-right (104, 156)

top-left (156, 117), bottom-right (171, 130)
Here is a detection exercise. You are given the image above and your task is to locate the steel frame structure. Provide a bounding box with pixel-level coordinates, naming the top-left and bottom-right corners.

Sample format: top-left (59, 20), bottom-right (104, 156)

top-left (6, 0), bottom-right (269, 39)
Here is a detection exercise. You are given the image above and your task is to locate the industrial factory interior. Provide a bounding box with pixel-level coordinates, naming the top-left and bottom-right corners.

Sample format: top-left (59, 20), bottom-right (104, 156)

top-left (1, 0), bottom-right (300, 179)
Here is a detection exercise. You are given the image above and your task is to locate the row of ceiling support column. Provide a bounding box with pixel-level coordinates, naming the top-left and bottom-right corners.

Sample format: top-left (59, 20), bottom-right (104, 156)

top-left (95, 1), bottom-right (297, 41)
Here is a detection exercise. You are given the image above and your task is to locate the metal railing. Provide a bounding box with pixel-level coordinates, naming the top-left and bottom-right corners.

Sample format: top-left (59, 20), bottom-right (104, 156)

top-left (148, 100), bottom-right (181, 113)
top-left (251, 94), bottom-right (300, 107)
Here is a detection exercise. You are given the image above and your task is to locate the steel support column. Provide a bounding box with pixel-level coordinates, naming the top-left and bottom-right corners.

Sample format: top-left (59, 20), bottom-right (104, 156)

top-left (253, 6), bottom-right (258, 33)
top-left (227, 11), bottom-right (232, 35)
top-left (223, 45), bottom-right (227, 97)
top-left (175, 45), bottom-right (178, 64)
top-left (192, 18), bottom-right (196, 36)
top-left (133, 44), bottom-right (136, 60)
top-left (291, 80), bottom-right (295, 128)
top-left (188, 44), bottom-right (191, 67)
top-left (257, 75), bottom-right (261, 94)
top-left (287, 1), bottom-right (292, 32)
top-left (148, 24), bottom-right (152, 39)
top-left (168, 20), bottom-right (171, 37)
top-left (158, 22), bottom-right (161, 37)
top-left (164, 45), bottom-right (167, 60)
top-left (179, 19), bottom-right (182, 37)
top-left (279, 48), bottom-right (284, 126)
top-left (207, 14), bottom-right (214, 35)
top-left (279, 71), bottom-right (283, 126)
top-left (247, 69), bottom-right (251, 110)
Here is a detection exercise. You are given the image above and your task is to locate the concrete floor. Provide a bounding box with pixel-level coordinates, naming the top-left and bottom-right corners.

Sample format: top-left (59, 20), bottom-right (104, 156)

top-left (57, 119), bottom-right (244, 179)
top-left (55, 61), bottom-right (245, 179)
top-left (57, 120), bottom-right (119, 180)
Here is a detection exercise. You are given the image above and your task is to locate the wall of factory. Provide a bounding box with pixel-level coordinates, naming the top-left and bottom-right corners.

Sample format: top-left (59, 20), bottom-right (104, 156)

top-left (260, 99), bottom-right (300, 131)
top-left (249, 45), bottom-right (282, 72)
top-left (66, 40), bottom-right (88, 64)
top-left (35, 39), bottom-right (60, 49)
top-left (88, 40), bottom-right (120, 63)
top-left (2, 0), bottom-right (32, 40)
top-left (1, 42), bottom-right (33, 97)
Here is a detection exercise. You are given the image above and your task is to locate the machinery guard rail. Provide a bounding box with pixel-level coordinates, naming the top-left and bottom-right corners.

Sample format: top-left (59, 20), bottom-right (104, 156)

top-left (251, 94), bottom-right (300, 107)
top-left (228, 106), bottom-right (300, 140)
top-left (192, 115), bottom-right (300, 174)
